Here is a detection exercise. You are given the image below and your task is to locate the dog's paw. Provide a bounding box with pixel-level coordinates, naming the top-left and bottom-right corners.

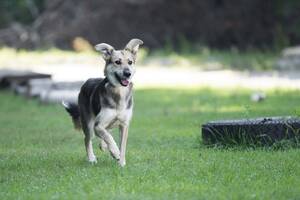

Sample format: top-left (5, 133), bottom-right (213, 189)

top-left (118, 159), bottom-right (126, 167)
top-left (88, 156), bottom-right (97, 164)
top-left (110, 152), bottom-right (120, 161)
top-left (109, 148), bottom-right (120, 161)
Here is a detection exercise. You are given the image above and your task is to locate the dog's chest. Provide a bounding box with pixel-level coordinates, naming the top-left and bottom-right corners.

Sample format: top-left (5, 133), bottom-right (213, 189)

top-left (105, 105), bottom-right (132, 128)
top-left (116, 95), bottom-right (132, 123)
top-left (102, 85), bottom-right (133, 127)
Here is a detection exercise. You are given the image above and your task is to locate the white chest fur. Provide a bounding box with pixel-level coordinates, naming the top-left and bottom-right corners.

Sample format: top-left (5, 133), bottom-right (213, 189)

top-left (115, 87), bottom-right (133, 125)
top-left (97, 85), bottom-right (133, 128)
top-left (99, 107), bottom-right (132, 129)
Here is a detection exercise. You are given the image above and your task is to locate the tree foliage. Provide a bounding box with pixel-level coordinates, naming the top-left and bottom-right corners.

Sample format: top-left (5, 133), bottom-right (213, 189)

top-left (0, 0), bottom-right (299, 49)
top-left (0, 0), bottom-right (44, 28)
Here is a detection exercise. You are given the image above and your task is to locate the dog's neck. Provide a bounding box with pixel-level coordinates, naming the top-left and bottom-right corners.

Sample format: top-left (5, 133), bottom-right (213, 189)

top-left (105, 77), bottom-right (132, 96)
top-left (102, 77), bottom-right (133, 109)
top-left (107, 82), bottom-right (127, 93)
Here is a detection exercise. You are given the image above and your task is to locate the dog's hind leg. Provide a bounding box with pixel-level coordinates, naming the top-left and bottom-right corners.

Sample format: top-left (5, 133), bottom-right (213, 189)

top-left (99, 139), bottom-right (108, 152)
top-left (82, 121), bottom-right (97, 163)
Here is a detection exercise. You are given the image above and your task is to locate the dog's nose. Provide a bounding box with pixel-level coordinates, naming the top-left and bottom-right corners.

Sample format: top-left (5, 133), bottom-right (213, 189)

top-left (123, 69), bottom-right (131, 78)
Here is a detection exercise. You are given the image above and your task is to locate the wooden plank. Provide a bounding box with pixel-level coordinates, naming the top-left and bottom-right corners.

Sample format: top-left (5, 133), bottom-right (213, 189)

top-left (0, 69), bottom-right (51, 88)
top-left (27, 78), bottom-right (53, 97)
top-left (52, 81), bottom-right (84, 90)
top-left (39, 89), bottom-right (79, 104)
top-left (202, 116), bottom-right (300, 146)
top-left (27, 80), bottom-right (83, 98)
top-left (13, 85), bottom-right (28, 96)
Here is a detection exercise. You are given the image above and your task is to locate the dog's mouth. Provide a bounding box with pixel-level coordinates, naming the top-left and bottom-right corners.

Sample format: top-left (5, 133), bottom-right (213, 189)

top-left (115, 73), bottom-right (130, 87)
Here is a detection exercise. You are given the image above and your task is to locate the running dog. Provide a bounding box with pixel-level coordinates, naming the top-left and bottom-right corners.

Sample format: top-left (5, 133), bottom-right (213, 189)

top-left (63, 39), bottom-right (143, 167)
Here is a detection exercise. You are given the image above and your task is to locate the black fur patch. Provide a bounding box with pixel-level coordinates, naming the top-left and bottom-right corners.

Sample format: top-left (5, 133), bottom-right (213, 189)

top-left (63, 102), bottom-right (81, 129)
top-left (102, 95), bottom-right (115, 109)
top-left (78, 78), bottom-right (106, 118)
top-left (90, 78), bottom-right (108, 115)
top-left (127, 97), bottom-right (133, 109)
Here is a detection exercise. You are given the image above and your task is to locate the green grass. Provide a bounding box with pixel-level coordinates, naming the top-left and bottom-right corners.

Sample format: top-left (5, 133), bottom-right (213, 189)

top-left (0, 88), bottom-right (300, 199)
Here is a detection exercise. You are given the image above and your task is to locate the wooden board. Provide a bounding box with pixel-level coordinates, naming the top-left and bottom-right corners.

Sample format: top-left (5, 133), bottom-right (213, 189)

top-left (39, 90), bottom-right (79, 104)
top-left (202, 116), bottom-right (300, 146)
top-left (0, 69), bottom-right (51, 88)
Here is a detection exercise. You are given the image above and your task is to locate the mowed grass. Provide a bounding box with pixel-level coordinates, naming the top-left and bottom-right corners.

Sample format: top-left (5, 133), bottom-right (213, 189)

top-left (0, 88), bottom-right (300, 199)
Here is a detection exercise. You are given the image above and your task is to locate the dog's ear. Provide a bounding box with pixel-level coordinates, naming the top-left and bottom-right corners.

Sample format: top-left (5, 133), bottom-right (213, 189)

top-left (95, 43), bottom-right (115, 60)
top-left (125, 38), bottom-right (143, 55)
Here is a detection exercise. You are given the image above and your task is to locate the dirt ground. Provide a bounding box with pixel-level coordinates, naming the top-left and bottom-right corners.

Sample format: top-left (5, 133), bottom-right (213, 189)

top-left (1, 62), bottom-right (299, 89)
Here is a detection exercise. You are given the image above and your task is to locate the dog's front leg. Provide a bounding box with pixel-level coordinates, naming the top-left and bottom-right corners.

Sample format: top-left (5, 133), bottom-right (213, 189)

top-left (94, 125), bottom-right (120, 160)
top-left (94, 110), bottom-right (120, 161)
top-left (119, 125), bottom-right (129, 167)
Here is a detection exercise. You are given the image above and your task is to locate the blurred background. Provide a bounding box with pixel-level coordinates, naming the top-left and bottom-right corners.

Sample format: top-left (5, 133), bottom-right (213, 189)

top-left (0, 0), bottom-right (300, 88)
top-left (1, 0), bottom-right (300, 50)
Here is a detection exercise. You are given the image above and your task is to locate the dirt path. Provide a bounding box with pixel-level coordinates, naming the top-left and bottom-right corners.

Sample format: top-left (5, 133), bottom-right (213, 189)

top-left (2, 64), bottom-right (300, 89)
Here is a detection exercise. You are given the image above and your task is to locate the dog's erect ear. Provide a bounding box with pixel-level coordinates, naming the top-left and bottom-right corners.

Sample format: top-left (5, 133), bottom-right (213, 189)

top-left (125, 38), bottom-right (143, 55)
top-left (95, 43), bottom-right (115, 60)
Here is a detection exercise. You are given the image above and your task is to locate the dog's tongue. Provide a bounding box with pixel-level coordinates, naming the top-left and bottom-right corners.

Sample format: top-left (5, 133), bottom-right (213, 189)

top-left (121, 79), bottom-right (129, 86)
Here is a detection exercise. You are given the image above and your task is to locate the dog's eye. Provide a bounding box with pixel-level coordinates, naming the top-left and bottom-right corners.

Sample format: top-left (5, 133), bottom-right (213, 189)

top-left (115, 60), bottom-right (121, 65)
top-left (128, 60), bottom-right (133, 65)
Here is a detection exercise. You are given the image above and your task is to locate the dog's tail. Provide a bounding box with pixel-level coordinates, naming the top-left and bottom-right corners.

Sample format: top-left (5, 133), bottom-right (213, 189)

top-left (62, 101), bottom-right (81, 130)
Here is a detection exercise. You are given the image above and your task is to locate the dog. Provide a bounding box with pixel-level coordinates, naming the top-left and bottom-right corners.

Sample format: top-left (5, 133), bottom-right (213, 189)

top-left (63, 39), bottom-right (143, 167)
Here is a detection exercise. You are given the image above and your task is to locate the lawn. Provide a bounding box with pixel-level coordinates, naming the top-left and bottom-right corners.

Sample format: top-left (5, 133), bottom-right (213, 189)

top-left (0, 88), bottom-right (299, 199)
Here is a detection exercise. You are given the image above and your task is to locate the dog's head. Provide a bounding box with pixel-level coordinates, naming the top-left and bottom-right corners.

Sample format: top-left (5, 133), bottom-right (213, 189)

top-left (95, 39), bottom-right (143, 87)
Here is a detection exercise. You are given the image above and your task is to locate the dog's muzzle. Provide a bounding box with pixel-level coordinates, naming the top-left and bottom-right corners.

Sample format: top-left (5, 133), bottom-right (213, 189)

top-left (123, 68), bottom-right (131, 78)
top-left (115, 71), bottom-right (131, 87)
